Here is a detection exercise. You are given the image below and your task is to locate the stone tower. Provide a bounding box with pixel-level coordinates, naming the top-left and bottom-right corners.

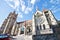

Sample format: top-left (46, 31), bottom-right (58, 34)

top-left (43, 10), bottom-right (58, 27)
top-left (32, 9), bottom-right (54, 35)
top-left (32, 9), bottom-right (58, 40)
top-left (1, 11), bottom-right (18, 34)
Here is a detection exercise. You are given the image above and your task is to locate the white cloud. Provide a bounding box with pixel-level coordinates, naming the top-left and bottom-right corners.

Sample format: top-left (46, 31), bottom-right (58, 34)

top-left (5, 0), bottom-right (37, 18)
top-left (6, 1), bottom-right (15, 9)
top-left (5, 0), bottom-right (20, 9)
top-left (19, 0), bottom-right (26, 11)
top-left (49, 5), bottom-right (60, 13)
top-left (50, 0), bottom-right (60, 4)
top-left (14, 0), bottom-right (20, 8)
top-left (21, 4), bottom-right (26, 11)
top-left (5, 0), bottom-right (13, 1)
top-left (31, 0), bottom-right (36, 4)
top-left (53, 8), bottom-right (60, 13)
top-left (5, 0), bottom-right (39, 14)
top-left (19, 0), bottom-right (34, 14)
top-left (25, 7), bottom-right (33, 14)
top-left (18, 13), bottom-right (23, 18)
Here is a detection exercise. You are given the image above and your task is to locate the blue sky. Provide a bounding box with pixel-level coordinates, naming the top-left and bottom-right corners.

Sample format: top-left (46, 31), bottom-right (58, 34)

top-left (0, 0), bottom-right (60, 27)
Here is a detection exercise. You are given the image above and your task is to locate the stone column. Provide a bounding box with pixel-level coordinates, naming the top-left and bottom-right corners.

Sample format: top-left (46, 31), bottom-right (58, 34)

top-left (3, 18), bottom-right (10, 34)
top-left (18, 28), bottom-right (20, 35)
top-left (32, 15), bottom-right (36, 35)
top-left (24, 26), bottom-right (26, 35)
top-left (11, 22), bottom-right (16, 35)
top-left (14, 24), bottom-right (18, 35)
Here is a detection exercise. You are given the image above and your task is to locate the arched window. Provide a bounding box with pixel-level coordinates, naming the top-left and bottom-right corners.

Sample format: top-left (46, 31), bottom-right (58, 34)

top-left (40, 25), bottom-right (42, 30)
top-left (43, 24), bottom-right (45, 30)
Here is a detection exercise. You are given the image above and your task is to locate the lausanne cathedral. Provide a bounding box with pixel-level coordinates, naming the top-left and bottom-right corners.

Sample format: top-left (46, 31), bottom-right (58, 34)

top-left (0, 9), bottom-right (60, 40)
